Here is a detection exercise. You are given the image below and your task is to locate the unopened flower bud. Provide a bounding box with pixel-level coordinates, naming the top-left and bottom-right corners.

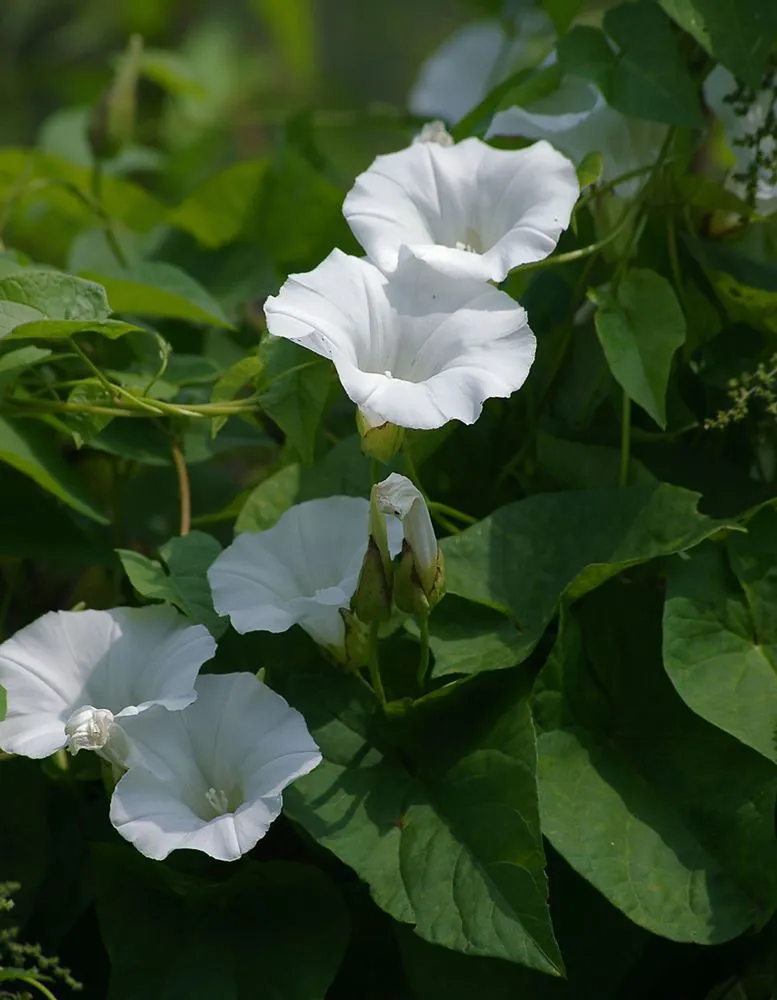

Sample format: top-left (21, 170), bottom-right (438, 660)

top-left (65, 705), bottom-right (115, 755)
top-left (352, 484), bottom-right (395, 622)
top-left (88, 34), bottom-right (143, 161)
top-left (329, 609), bottom-right (370, 671)
top-left (356, 409), bottom-right (404, 464)
top-left (375, 473), bottom-right (444, 614)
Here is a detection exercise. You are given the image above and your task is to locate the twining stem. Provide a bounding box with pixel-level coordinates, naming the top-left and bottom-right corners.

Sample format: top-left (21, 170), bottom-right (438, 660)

top-left (0, 397), bottom-right (258, 420)
top-left (170, 439), bottom-right (191, 536)
top-left (427, 500), bottom-right (477, 525)
top-left (619, 391), bottom-right (632, 488)
top-left (367, 620), bottom-right (386, 704)
top-left (417, 614), bottom-right (430, 690)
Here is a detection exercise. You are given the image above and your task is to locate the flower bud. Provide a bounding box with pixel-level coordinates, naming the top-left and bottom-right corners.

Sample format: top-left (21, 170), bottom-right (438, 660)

top-left (356, 409), bottom-right (404, 464)
top-left (329, 609), bottom-right (369, 671)
top-left (88, 34), bottom-right (143, 161)
top-left (352, 484), bottom-right (394, 622)
top-left (374, 473), bottom-right (444, 614)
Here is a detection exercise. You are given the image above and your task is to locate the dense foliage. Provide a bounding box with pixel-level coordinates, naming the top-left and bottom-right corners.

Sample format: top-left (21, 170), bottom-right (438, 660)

top-left (0, 0), bottom-right (777, 996)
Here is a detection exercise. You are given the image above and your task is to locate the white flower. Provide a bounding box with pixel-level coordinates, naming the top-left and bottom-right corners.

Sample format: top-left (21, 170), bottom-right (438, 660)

top-left (704, 65), bottom-right (777, 212)
top-left (110, 672), bottom-right (321, 861)
top-left (342, 137), bottom-right (578, 282)
top-left (263, 250), bottom-right (536, 430)
top-left (375, 473), bottom-right (438, 595)
top-left (408, 16), bottom-right (552, 124)
top-left (486, 76), bottom-right (667, 196)
top-left (0, 606), bottom-right (214, 762)
top-left (208, 496), bottom-right (401, 649)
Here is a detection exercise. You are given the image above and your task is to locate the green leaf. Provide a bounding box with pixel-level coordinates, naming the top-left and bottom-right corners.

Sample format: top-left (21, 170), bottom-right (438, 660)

top-left (258, 338), bottom-right (332, 464)
top-left (8, 319), bottom-right (141, 341)
top-left (406, 596), bottom-right (523, 679)
top-left (171, 160), bottom-right (268, 248)
top-left (81, 261), bottom-right (233, 328)
top-left (0, 415), bottom-right (107, 522)
top-left (537, 582), bottom-right (777, 941)
top-left (0, 270), bottom-right (114, 340)
top-left (660, 0), bottom-right (777, 89)
top-left (283, 666), bottom-right (562, 973)
top-left (94, 847), bottom-right (349, 1000)
top-left (67, 379), bottom-right (115, 446)
top-left (593, 268), bottom-right (686, 428)
top-left (441, 483), bottom-right (729, 669)
top-left (663, 520), bottom-right (777, 764)
top-left (556, 26), bottom-right (617, 94)
top-left (117, 530), bottom-right (227, 637)
top-left (542, 0), bottom-right (586, 35)
top-left (235, 463), bottom-right (301, 533)
top-left (603, 2), bottom-right (705, 127)
top-left (0, 345), bottom-right (52, 391)
top-left (250, 0), bottom-right (318, 87)
top-left (139, 48), bottom-right (207, 97)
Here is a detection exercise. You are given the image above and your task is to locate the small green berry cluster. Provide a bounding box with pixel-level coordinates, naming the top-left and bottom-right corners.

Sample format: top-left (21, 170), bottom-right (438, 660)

top-left (705, 353), bottom-right (777, 429)
top-left (0, 881), bottom-right (82, 998)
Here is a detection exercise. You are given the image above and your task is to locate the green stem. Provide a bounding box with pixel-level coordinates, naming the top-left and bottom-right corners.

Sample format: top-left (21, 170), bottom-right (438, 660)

top-left (417, 614), bottom-right (430, 690)
top-left (619, 391), bottom-right (632, 488)
top-left (427, 500), bottom-right (477, 525)
top-left (367, 620), bottom-right (386, 704)
top-left (92, 156), bottom-right (129, 268)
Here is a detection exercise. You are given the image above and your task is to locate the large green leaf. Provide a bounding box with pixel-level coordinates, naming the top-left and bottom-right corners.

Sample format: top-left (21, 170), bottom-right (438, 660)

top-left (440, 483), bottom-right (729, 669)
top-left (603, 2), bottom-right (705, 127)
top-left (660, 0), bottom-right (777, 89)
top-left (664, 519), bottom-right (777, 763)
top-left (94, 848), bottom-right (349, 1000)
top-left (171, 160), bottom-right (268, 248)
top-left (258, 338), bottom-right (332, 464)
top-left (593, 269), bottom-right (686, 428)
top-left (81, 261), bottom-right (233, 328)
top-left (282, 665), bottom-right (562, 974)
top-left (536, 583), bottom-right (777, 942)
top-left (235, 462), bottom-right (302, 533)
top-left (117, 530), bottom-right (227, 637)
top-left (0, 415), bottom-right (107, 522)
top-left (556, 27), bottom-right (617, 94)
top-left (0, 271), bottom-right (136, 342)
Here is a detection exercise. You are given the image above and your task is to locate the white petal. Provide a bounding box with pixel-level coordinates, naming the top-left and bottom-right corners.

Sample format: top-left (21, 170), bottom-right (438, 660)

top-left (0, 713), bottom-right (67, 759)
top-left (375, 473), bottom-right (437, 586)
top-left (113, 673), bottom-right (320, 861)
top-left (209, 497), bottom-right (370, 643)
top-left (264, 250), bottom-right (535, 431)
top-left (342, 137), bottom-right (579, 281)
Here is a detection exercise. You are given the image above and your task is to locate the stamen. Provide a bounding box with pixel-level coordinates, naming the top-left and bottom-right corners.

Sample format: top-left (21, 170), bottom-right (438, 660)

top-left (383, 369), bottom-right (393, 378)
top-left (205, 787), bottom-right (230, 814)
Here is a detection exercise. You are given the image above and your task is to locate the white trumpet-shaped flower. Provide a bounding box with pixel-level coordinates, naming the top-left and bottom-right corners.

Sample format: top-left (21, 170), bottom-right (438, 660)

top-left (0, 606), bottom-right (214, 762)
top-left (263, 250), bottom-right (536, 431)
top-left (110, 672), bottom-right (321, 861)
top-left (208, 496), bottom-right (401, 650)
top-left (343, 136), bottom-right (578, 282)
top-left (486, 76), bottom-right (667, 196)
top-left (408, 16), bottom-right (552, 125)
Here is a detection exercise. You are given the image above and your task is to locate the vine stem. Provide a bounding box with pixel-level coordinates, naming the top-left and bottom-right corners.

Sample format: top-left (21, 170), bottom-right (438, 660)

top-left (619, 392), bottom-right (632, 488)
top-left (170, 440), bottom-right (191, 536)
top-left (417, 614), bottom-right (430, 690)
top-left (367, 620), bottom-right (386, 704)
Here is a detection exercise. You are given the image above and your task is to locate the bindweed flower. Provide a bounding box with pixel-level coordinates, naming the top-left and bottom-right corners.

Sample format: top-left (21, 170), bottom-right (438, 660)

top-left (0, 606), bottom-right (214, 764)
top-left (486, 76), bottom-right (667, 197)
top-left (264, 250), bottom-right (537, 431)
top-left (342, 136), bottom-right (578, 283)
top-left (408, 15), bottom-right (552, 125)
top-left (110, 672), bottom-right (321, 861)
top-left (704, 64), bottom-right (777, 212)
top-left (375, 473), bottom-right (444, 615)
top-left (208, 496), bottom-right (401, 658)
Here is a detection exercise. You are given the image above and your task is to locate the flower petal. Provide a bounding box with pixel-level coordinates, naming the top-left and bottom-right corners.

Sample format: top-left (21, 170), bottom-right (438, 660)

top-left (209, 497), bottom-right (370, 642)
top-left (343, 137), bottom-right (579, 281)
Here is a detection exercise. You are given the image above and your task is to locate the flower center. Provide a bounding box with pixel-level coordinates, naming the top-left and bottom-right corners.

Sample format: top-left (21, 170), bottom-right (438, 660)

top-left (65, 705), bottom-right (115, 755)
top-left (454, 228), bottom-right (483, 255)
top-left (383, 369), bottom-right (393, 378)
top-left (205, 787), bottom-right (231, 815)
